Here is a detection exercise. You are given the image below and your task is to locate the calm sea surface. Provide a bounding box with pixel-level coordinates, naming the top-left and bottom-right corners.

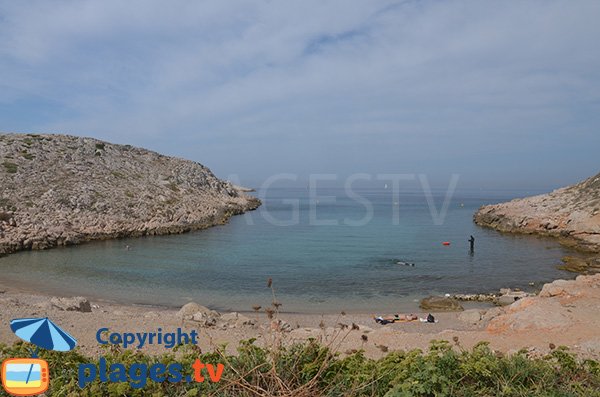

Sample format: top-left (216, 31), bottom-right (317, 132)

top-left (0, 188), bottom-right (573, 313)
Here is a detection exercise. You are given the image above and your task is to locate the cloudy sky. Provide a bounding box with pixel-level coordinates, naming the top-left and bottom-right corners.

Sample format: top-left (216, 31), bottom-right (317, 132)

top-left (0, 0), bottom-right (599, 190)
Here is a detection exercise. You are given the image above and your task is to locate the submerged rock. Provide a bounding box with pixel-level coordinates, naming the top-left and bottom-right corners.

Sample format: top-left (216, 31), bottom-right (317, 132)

top-left (558, 255), bottom-right (600, 274)
top-left (419, 296), bottom-right (464, 312)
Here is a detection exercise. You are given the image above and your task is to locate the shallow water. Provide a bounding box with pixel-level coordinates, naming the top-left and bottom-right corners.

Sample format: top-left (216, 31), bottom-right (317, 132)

top-left (0, 188), bottom-right (572, 313)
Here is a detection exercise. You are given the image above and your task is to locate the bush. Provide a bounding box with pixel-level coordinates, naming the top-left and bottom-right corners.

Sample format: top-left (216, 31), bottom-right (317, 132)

top-left (1, 161), bottom-right (18, 174)
top-left (1, 340), bottom-right (599, 396)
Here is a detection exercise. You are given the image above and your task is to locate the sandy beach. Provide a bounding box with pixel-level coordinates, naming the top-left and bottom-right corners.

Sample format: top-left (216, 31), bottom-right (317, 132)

top-left (2, 273), bottom-right (599, 361)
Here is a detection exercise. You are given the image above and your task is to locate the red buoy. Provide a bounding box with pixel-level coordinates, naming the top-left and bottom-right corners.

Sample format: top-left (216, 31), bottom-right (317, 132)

top-left (442, 241), bottom-right (450, 246)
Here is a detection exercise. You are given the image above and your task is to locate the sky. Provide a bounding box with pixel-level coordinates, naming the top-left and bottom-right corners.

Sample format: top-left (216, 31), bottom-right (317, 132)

top-left (0, 0), bottom-right (599, 190)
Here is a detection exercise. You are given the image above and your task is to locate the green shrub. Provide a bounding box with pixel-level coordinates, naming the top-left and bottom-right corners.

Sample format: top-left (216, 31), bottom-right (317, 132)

top-left (2, 161), bottom-right (18, 173)
top-left (20, 150), bottom-right (34, 160)
top-left (1, 340), bottom-right (599, 396)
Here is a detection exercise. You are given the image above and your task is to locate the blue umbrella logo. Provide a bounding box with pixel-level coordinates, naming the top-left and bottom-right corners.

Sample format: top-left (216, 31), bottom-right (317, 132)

top-left (10, 317), bottom-right (77, 354)
top-left (8, 317), bottom-right (77, 387)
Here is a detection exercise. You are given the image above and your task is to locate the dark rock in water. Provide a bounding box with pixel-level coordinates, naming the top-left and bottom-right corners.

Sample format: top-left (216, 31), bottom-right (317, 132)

top-left (419, 296), bottom-right (464, 312)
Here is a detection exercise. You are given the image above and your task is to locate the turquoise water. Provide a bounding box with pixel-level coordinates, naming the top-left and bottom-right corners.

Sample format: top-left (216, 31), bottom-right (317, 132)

top-left (0, 188), bottom-right (572, 313)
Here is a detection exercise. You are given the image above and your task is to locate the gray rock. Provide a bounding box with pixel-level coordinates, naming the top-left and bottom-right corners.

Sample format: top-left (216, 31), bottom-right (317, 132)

top-left (495, 289), bottom-right (531, 306)
top-left (539, 279), bottom-right (572, 297)
top-left (481, 307), bottom-right (504, 323)
top-left (419, 296), bottom-right (464, 312)
top-left (50, 296), bottom-right (92, 312)
top-left (191, 311), bottom-right (220, 327)
top-left (176, 302), bottom-right (212, 320)
top-left (458, 309), bottom-right (483, 325)
top-left (496, 295), bottom-right (521, 306)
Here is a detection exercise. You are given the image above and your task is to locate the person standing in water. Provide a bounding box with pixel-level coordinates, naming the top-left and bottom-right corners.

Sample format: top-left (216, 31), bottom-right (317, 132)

top-left (468, 235), bottom-right (475, 253)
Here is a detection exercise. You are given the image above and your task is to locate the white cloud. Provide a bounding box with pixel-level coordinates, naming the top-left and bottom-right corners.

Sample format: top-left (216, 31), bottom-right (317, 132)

top-left (0, 0), bottom-right (599, 187)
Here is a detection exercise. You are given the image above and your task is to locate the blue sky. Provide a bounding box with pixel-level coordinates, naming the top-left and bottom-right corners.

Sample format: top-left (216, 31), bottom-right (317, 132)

top-left (0, 0), bottom-right (599, 190)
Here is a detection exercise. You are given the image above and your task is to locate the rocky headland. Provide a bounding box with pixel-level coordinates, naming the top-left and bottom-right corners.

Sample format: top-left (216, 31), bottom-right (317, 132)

top-left (0, 133), bottom-right (260, 255)
top-left (474, 172), bottom-right (600, 271)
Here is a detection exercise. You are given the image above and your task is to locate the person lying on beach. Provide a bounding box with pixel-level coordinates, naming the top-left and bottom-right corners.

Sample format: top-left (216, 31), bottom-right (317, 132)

top-left (374, 314), bottom-right (418, 324)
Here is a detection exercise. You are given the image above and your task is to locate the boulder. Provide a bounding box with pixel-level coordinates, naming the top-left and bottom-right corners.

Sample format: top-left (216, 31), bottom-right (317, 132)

top-left (495, 289), bottom-right (531, 306)
top-left (458, 309), bottom-right (483, 325)
top-left (419, 296), bottom-right (464, 312)
top-left (50, 296), bottom-right (92, 312)
top-left (481, 307), bottom-right (504, 323)
top-left (487, 298), bottom-right (572, 332)
top-left (191, 310), bottom-right (220, 327)
top-left (176, 302), bottom-right (212, 320)
top-left (539, 279), bottom-right (572, 297)
top-left (496, 295), bottom-right (520, 306)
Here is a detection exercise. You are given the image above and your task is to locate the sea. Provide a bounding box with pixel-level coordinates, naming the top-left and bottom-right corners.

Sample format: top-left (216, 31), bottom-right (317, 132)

top-left (0, 187), bottom-right (573, 313)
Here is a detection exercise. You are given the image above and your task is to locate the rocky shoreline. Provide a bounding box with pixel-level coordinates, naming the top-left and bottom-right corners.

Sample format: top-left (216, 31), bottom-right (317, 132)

top-left (412, 173), bottom-right (600, 317)
top-left (0, 133), bottom-right (260, 255)
top-left (474, 172), bottom-right (600, 254)
top-left (474, 172), bottom-right (600, 276)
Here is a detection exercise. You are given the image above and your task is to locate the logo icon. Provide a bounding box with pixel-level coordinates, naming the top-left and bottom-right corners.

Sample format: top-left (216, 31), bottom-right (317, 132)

top-left (1, 317), bottom-right (77, 396)
top-left (1, 359), bottom-right (49, 396)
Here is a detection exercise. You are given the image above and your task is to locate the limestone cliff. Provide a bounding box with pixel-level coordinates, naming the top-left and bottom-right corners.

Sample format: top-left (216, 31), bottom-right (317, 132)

top-left (0, 133), bottom-right (260, 254)
top-left (474, 172), bottom-right (600, 252)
